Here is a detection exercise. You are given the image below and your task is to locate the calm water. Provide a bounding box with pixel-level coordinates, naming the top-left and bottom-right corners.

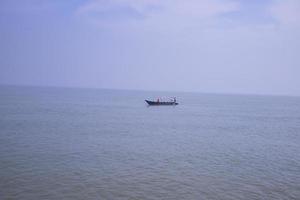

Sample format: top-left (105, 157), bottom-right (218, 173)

top-left (1, 86), bottom-right (300, 200)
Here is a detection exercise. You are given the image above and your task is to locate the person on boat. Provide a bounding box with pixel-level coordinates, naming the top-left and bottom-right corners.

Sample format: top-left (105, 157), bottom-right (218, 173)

top-left (157, 98), bottom-right (159, 103)
top-left (174, 97), bottom-right (176, 103)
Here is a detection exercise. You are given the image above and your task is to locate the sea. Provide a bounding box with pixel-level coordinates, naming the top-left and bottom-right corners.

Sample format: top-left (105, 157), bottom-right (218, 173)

top-left (0, 85), bottom-right (300, 200)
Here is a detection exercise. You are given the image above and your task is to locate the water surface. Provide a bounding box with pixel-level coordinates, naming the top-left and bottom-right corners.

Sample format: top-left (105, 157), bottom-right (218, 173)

top-left (1, 86), bottom-right (300, 199)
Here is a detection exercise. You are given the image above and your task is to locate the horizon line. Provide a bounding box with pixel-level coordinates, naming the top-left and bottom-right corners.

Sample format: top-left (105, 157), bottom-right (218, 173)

top-left (0, 83), bottom-right (299, 98)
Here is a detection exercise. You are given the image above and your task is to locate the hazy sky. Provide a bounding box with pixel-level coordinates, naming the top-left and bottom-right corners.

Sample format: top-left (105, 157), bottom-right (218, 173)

top-left (0, 0), bottom-right (300, 95)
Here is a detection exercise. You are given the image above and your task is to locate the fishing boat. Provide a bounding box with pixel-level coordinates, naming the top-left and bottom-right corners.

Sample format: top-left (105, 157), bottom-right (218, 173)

top-left (145, 97), bottom-right (178, 106)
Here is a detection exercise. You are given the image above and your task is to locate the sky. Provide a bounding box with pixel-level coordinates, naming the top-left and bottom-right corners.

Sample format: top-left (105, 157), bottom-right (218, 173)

top-left (0, 0), bottom-right (300, 95)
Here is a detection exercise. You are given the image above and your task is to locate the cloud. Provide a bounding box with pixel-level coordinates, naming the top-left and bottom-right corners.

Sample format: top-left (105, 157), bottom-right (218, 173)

top-left (76, 0), bottom-right (161, 20)
top-left (169, 0), bottom-right (238, 19)
top-left (76, 0), bottom-right (240, 24)
top-left (77, 0), bottom-right (160, 14)
top-left (269, 0), bottom-right (300, 26)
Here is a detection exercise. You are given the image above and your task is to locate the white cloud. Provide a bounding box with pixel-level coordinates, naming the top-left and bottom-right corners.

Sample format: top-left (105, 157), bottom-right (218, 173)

top-left (76, 0), bottom-right (239, 22)
top-left (269, 0), bottom-right (300, 26)
top-left (76, 0), bottom-right (162, 16)
top-left (168, 0), bottom-right (238, 19)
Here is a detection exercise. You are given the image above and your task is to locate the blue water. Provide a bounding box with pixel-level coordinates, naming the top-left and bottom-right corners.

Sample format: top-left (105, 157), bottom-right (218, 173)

top-left (1, 86), bottom-right (300, 200)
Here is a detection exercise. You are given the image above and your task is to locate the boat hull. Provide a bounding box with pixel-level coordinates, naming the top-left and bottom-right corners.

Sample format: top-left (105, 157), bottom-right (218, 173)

top-left (145, 100), bottom-right (178, 106)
